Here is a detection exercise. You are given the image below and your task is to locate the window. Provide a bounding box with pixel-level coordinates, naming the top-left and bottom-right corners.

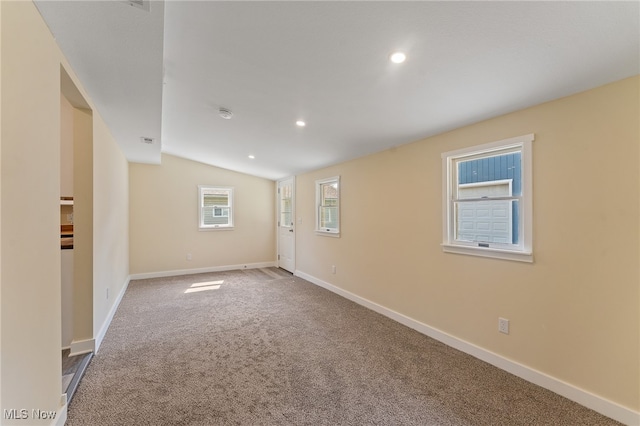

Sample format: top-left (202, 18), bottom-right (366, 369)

top-left (442, 134), bottom-right (533, 262)
top-left (198, 186), bottom-right (233, 230)
top-left (316, 176), bottom-right (340, 236)
top-left (279, 183), bottom-right (293, 229)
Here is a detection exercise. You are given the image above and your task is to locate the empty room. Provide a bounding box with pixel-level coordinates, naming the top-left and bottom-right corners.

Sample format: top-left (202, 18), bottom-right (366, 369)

top-left (0, 1), bottom-right (638, 425)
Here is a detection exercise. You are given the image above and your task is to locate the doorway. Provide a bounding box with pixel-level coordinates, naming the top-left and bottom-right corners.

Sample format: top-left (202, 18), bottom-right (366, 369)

top-left (277, 177), bottom-right (295, 273)
top-left (60, 67), bottom-right (94, 402)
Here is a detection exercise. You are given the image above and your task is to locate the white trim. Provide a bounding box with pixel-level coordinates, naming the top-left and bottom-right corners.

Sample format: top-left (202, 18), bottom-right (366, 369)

top-left (441, 133), bottom-right (534, 159)
top-left (276, 177), bottom-right (296, 272)
top-left (521, 135), bottom-right (534, 256)
top-left (129, 261), bottom-right (277, 280)
top-left (294, 270), bottom-right (639, 426)
top-left (315, 231), bottom-right (340, 238)
top-left (441, 134), bottom-right (534, 262)
top-left (69, 338), bottom-right (94, 357)
top-left (441, 243), bottom-right (533, 263)
top-left (315, 175), bottom-right (340, 235)
top-left (95, 276), bottom-right (131, 353)
top-left (198, 185), bottom-right (234, 230)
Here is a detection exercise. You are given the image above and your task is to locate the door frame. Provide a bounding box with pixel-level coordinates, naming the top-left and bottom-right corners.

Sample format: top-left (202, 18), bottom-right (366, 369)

top-left (276, 177), bottom-right (295, 273)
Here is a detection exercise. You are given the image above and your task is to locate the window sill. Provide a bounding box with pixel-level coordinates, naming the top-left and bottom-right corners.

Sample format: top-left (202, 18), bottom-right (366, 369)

top-left (199, 226), bottom-right (234, 232)
top-left (316, 230), bottom-right (340, 238)
top-left (441, 243), bottom-right (533, 263)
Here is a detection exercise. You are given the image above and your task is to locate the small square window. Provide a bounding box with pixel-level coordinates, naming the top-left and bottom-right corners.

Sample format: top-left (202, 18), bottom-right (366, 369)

top-left (442, 134), bottom-right (533, 262)
top-left (198, 186), bottom-right (234, 230)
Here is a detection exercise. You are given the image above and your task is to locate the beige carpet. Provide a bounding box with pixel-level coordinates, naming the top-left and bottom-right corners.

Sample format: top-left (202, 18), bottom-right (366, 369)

top-left (67, 268), bottom-right (620, 425)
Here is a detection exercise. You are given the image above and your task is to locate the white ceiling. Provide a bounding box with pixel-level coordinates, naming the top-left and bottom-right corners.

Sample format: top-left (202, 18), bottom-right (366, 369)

top-left (36, 1), bottom-right (639, 181)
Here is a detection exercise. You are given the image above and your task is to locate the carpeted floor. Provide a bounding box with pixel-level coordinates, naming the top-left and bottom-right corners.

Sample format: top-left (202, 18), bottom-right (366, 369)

top-left (67, 268), bottom-right (620, 425)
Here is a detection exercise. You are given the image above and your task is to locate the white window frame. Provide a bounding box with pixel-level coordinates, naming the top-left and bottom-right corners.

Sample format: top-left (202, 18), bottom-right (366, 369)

top-left (441, 134), bottom-right (534, 262)
top-left (198, 185), bottom-right (234, 231)
top-left (315, 176), bottom-right (340, 237)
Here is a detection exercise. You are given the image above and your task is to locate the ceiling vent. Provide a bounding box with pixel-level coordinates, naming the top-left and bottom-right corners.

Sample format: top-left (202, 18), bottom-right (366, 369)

top-left (219, 108), bottom-right (233, 120)
top-left (123, 0), bottom-right (150, 12)
top-left (140, 137), bottom-right (155, 144)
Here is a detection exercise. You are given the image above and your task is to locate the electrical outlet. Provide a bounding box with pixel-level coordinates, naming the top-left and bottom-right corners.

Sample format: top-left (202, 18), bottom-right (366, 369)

top-left (331, 265), bottom-right (336, 274)
top-left (498, 317), bottom-right (510, 334)
top-left (186, 253), bottom-right (192, 261)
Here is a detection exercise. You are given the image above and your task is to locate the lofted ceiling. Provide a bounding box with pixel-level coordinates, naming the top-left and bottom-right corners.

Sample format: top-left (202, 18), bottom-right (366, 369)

top-left (36, 1), bottom-right (639, 181)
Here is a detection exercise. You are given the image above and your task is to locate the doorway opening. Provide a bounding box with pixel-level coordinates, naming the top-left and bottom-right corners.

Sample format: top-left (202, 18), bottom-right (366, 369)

top-left (60, 66), bottom-right (94, 402)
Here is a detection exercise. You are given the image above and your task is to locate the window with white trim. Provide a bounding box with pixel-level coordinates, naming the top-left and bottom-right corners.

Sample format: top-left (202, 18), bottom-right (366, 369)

top-left (442, 134), bottom-right (533, 262)
top-left (198, 186), bottom-right (234, 230)
top-left (316, 176), bottom-right (340, 236)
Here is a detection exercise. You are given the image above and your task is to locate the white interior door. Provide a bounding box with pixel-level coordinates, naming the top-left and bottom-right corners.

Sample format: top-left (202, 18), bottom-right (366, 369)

top-left (277, 178), bottom-right (295, 272)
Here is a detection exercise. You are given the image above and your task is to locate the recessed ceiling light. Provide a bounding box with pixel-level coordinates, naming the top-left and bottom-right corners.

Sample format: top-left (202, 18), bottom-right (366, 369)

top-left (219, 107), bottom-right (233, 119)
top-left (390, 51), bottom-right (406, 64)
top-left (248, 154), bottom-right (255, 159)
top-left (296, 120), bottom-right (306, 127)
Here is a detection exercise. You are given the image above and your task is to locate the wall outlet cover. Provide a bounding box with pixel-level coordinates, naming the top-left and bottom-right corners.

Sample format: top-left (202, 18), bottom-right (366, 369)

top-left (498, 317), bottom-right (510, 334)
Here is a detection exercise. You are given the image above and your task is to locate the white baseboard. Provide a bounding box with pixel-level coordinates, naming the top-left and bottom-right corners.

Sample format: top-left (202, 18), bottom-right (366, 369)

top-left (129, 261), bottom-right (277, 280)
top-left (69, 338), bottom-right (95, 357)
top-left (95, 276), bottom-right (131, 353)
top-left (294, 270), bottom-right (640, 426)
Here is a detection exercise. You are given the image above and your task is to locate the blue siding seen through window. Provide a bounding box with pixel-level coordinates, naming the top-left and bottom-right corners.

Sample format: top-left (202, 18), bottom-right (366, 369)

top-left (458, 153), bottom-right (521, 194)
top-left (458, 152), bottom-right (521, 244)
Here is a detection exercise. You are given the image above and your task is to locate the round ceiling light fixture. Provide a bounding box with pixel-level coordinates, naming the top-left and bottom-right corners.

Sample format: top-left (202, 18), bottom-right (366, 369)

top-left (248, 154), bottom-right (255, 159)
top-left (219, 107), bottom-right (233, 119)
top-left (390, 51), bottom-right (407, 64)
top-left (296, 120), bottom-right (306, 127)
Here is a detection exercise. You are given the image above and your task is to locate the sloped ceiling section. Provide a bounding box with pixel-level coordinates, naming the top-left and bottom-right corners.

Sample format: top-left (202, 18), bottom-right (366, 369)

top-left (36, 1), bottom-right (639, 180)
top-left (36, 0), bottom-right (164, 164)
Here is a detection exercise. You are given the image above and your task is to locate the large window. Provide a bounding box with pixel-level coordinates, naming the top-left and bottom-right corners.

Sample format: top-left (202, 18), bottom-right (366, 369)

top-left (442, 134), bottom-right (533, 262)
top-left (198, 186), bottom-right (234, 230)
top-left (316, 176), bottom-right (340, 236)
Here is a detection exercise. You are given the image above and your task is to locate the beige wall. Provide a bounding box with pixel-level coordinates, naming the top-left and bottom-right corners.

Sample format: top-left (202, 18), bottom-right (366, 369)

top-left (93, 113), bottom-right (129, 340)
top-left (0, 1), bottom-right (130, 423)
top-left (1, 2), bottom-right (64, 420)
top-left (60, 95), bottom-right (74, 197)
top-left (296, 76), bottom-right (639, 412)
top-left (73, 107), bottom-right (93, 344)
top-left (1, 0), bottom-right (636, 421)
top-left (129, 154), bottom-right (275, 275)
